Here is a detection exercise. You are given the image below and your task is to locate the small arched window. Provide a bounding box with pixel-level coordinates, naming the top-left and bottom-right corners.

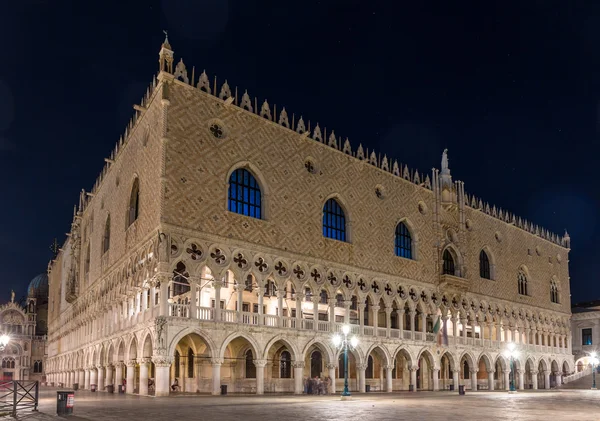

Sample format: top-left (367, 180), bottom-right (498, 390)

top-left (228, 168), bottom-right (262, 219)
top-left (442, 249), bottom-right (455, 275)
top-left (550, 279), bottom-right (559, 303)
top-left (173, 262), bottom-right (190, 297)
top-left (102, 216), bottom-right (111, 254)
top-left (187, 348), bottom-right (194, 378)
top-left (323, 198), bottom-right (346, 242)
top-left (518, 270), bottom-right (528, 296)
top-left (395, 222), bottom-right (412, 259)
top-left (479, 250), bottom-right (490, 279)
top-left (245, 350), bottom-right (256, 379)
top-left (280, 351), bottom-right (291, 378)
top-left (127, 178), bottom-right (140, 227)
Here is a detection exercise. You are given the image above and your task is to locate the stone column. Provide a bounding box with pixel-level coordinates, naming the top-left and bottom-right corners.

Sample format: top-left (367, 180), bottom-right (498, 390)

top-left (385, 306), bottom-right (393, 337)
top-left (159, 280), bottom-right (168, 316)
top-left (409, 311), bottom-right (416, 339)
top-left (327, 364), bottom-right (336, 394)
top-left (189, 279), bottom-right (197, 319)
top-left (518, 370), bottom-right (525, 390)
top-left (138, 359), bottom-right (150, 396)
top-left (524, 328), bottom-right (530, 345)
top-left (344, 301), bottom-right (351, 325)
top-left (237, 283), bottom-right (244, 324)
top-left (257, 286), bottom-right (264, 325)
top-left (296, 293), bottom-right (304, 328)
top-left (487, 322), bottom-right (493, 341)
top-left (254, 360), bottom-right (267, 394)
top-left (84, 368), bottom-right (90, 389)
top-left (97, 366), bottom-right (105, 390)
top-left (79, 370), bottom-right (85, 387)
top-left (358, 364), bottom-right (367, 393)
top-left (126, 361), bottom-right (135, 394)
top-left (532, 371), bottom-right (538, 390)
top-left (90, 367), bottom-right (98, 389)
top-left (214, 281), bottom-right (222, 322)
top-left (312, 296), bottom-right (320, 331)
top-left (410, 367), bottom-right (418, 391)
top-left (278, 291), bottom-right (285, 327)
top-left (432, 368), bottom-right (440, 391)
top-left (106, 364), bottom-right (114, 387)
top-left (544, 371), bottom-right (551, 389)
top-left (211, 358), bottom-right (223, 395)
top-left (153, 357), bottom-right (172, 397)
top-left (398, 308), bottom-right (405, 333)
top-left (115, 363), bottom-right (124, 389)
top-left (452, 369), bottom-right (459, 389)
top-left (503, 370), bottom-right (510, 390)
top-left (421, 312), bottom-right (427, 335)
top-left (470, 370), bottom-right (478, 391)
top-left (453, 315), bottom-right (459, 339)
top-left (372, 305), bottom-right (380, 334)
top-left (358, 303), bottom-right (366, 335)
top-left (293, 362), bottom-right (305, 394)
top-left (461, 318), bottom-right (468, 341)
top-left (556, 373), bottom-right (562, 386)
top-left (328, 298), bottom-right (336, 332)
top-left (487, 370), bottom-right (495, 390)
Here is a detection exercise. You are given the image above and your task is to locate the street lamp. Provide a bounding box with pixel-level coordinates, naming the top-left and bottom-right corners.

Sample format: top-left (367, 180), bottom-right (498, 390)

top-left (332, 324), bottom-right (359, 399)
top-left (0, 334), bottom-right (10, 352)
top-left (590, 352), bottom-right (598, 390)
top-left (504, 342), bottom-right (519, 393)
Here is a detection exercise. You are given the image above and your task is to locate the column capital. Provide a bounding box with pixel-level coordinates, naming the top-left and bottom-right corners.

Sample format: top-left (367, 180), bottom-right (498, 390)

top-left (384, 306), bottom-right (393, 314)
top-left (138, 357), bottom-right (152, 365)
top-left (470, 369), bottom-right (478, 375)
top-left (292, 361), bottom-right (305, 369)
top-left (296, 293), bottom-right (305, 301)
top-left (126, 360), bottom-right (136, 367)
top-left (114, 361), bottom-right (125, 369)
top-left (531, 370), bottom-right (539, 375)
top-left (211, 358), bottom-right (224, 366)
top-left (358, 303), bottom-right (366, 311)
top-left (410, 366), bottom-right (419, 373)
top-left (253, 359), bottom-right (267, 368)
top-left (357, 364), bottom-right (368, 371)
top-left (311, 296), bottom-right (321, 305)
top-left (343, 300), bottom-right (352, 309)
top-left (383, 365), bottom-right (394, 370)
top-left (325, 364), bottom-right (337, 370)
top-left (152, 356), bottom-right (172, 367)
top-left (212, 280), bottom-right (223, 289)
top-left (372, 305), bottom-right (380, 312)
top-left (328, 298), bottom-right (337, 306)
top-left (487, 369), bottom-right (495, 374)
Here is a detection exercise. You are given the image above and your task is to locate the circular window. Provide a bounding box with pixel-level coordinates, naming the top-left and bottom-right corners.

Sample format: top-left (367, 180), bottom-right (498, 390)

top-left (304, 158), bottom-right (317, 174)
top-left (418, 201), bottom-right (428, 215)
top-left (465, 219), bottom-right (473, 231)
top-left (494, 231), bottom-right (502, 243)
top-left (209, 122), bottom-right (225, 139)
top-left (375, 185), bottom-right (385, 199)
top-left (535, 246), bottom-right (541, 256)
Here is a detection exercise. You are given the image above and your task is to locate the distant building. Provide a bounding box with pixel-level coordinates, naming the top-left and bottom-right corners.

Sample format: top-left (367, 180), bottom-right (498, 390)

top-left (0, 274), bottom-right (48, 381)
top-left (571, 300), bottom-right (600, 371)
top-left (46, 35), bottom-right (573, 396)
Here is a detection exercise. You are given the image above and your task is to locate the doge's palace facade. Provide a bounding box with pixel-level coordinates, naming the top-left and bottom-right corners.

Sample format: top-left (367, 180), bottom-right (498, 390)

top-left (46, 36), bottom-right (573, 396)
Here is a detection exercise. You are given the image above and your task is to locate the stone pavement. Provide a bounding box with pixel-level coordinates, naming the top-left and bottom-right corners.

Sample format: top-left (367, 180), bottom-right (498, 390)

top-left (4, 388), bottom-right (600, 420)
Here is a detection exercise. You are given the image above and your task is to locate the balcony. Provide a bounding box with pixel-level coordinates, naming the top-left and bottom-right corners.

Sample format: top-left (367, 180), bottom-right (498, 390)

top-left (439, 274), bottom-right (470, 291)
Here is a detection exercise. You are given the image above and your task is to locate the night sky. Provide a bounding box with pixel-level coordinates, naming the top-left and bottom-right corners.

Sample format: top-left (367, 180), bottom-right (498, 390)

top-left (0, 1), bottom-right (598, 305)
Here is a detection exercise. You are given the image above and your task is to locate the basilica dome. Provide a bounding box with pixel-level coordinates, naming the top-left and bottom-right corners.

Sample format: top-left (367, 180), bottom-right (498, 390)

top-left (27, 273), bottom-right (49, 303)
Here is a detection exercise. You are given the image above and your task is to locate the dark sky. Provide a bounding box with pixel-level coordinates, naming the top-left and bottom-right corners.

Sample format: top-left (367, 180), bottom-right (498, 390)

top-left (0, 0), bottom-right (598, 304)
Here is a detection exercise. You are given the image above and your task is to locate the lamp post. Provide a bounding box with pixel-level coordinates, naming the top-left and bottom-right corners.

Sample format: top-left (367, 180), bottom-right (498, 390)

top-left (332, 324), bottom-right (359, 399)
top-left (591, 352), bottom-right (598, 390)
top-left (505, 342), bottom-right (519, 393)
top-left (0, 334), bottom-right (10, 352)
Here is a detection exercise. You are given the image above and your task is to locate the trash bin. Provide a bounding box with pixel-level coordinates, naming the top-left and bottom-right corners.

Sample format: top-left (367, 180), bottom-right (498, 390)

top-left (408, 384), bottom-right (414, 392)
top-left (365, 385), bottom-right (371, 392)
top-left (106, 385), bottom-right (114, 394)
top-left (91, 384), bottom-right (97, 392)
top-left (220, 385), bottom-right (227, 395)
top-left (458, 385), bottom-right (465, 395)
top-left (73, 383), bottom-right (79, 391)
top-left (57, 391), bottom-right (74, 416)
top-left (118, 385), bottom-right (125, 394)
top-left (449, 384), bottom-right (454, 391)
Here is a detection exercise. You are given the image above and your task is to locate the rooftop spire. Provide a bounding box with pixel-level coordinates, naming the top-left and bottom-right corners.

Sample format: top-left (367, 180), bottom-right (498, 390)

top-left (159, 30), bottom-right (174, 73)
top-left (162, 30), bottom-right (171, 49)
top-left (441, 148), bottom-right (450, 175)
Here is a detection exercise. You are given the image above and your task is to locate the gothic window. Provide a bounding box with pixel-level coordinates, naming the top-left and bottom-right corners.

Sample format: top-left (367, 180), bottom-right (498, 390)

top-left (550, 280), bottom-right (559, 303)
top-left (319, 290), bottom-right (328, 304)
top-left (228, 168), bottom-right (262, 219)
top-left (174, 351), bottom-right (180, 378)
top-left (582, 328), bottom-right (592, 346)
top-left (127, 178), bottom-right (140, 227)
top-left (479, 250), bottom-right (490, 279)
top-left (187, 348), bottom-right (194, 378)
top-left (518, 270), bottom-right (528, 296)
top-left (173, 262), bottom-right (190, 297)
top-left (245, 275), bottom-right (253, 292)
top-left (34, 361), bottom-right (43, 373)
top-left (280, 351), bottom-right (291, 378)
top-left (322, 198), bottom-right (346, 242)
top-left (366, 356), bottom-right (374, 379)
top-left (310, 351), bottom-right (322, 378)
top-left (84, 244), bottom-right (90, 276)
top-left (442, 249), bottom-right (455, 275)
top-left (264, 281), bottom-right (276, 297)
top-left (102, 215), bottom-right (111, 254)
top-left (395, 222), bottom-right (412, 259)
top-left (245, 350), bottom-right (256, 379)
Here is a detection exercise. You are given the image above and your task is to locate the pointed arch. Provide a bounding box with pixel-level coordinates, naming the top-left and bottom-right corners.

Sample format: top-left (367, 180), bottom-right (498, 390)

top-left (442, 244), bottom-right (462, 276)
top-left (395, 219), bottom-right (416, 260)
top-left (366, 344), bottom-right (392, 367)
top-left (301, 339), bottom-right (334, 365)
top-left (226, 161), bottom-right (268, 220)
top-left (322, 195), bottom-right (349, 242)
top-left (102, 215), bottom-right (111, 254)
top-left (478, 352), bottom-right (493, 372)
top-left (263, 335), bottom-right (300, 363)
top-left (219, 332), bottom-right (261, 360)
top-left (168, 327), bottom-right (217, 359)
top-left (127, 176), bottom-right (140, 227)
top-left (518, 266), bottom-right (529, 296)
top-left (479, 246), bottom-right (496, 280)
top-left (416, 348), bottom-right (438, 370)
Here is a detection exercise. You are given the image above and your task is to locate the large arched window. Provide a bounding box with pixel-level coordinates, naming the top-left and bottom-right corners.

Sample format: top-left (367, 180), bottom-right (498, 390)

top-left (245, 350), bottom-right (256, 379)
top-left (518, 270), bottom-right (528, 296)
top-left (280, 351), bottom-right (291, 378)
top-left (228, 168), bottom-right (262, 219)
top-left (173, 262), bottom-right (190, 297)
top-left (479, 250), bottom-right (490, 279)
top-left (550, 279), bottom-right (559, 303)
top-left (127, 178), bottom-right (140, 227)
top-left (322, 198), bottom-right (346, 242)
top-left (395, 222), bottom-right (412, 259)
top-left (102, 216), bottom-right (111, 254)
top-left (442, 249), bottom-right (455, 275)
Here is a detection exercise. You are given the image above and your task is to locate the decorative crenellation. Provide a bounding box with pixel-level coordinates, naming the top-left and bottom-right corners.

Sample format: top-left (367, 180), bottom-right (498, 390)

top-left (464, 191), bottom-right (569, 247)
